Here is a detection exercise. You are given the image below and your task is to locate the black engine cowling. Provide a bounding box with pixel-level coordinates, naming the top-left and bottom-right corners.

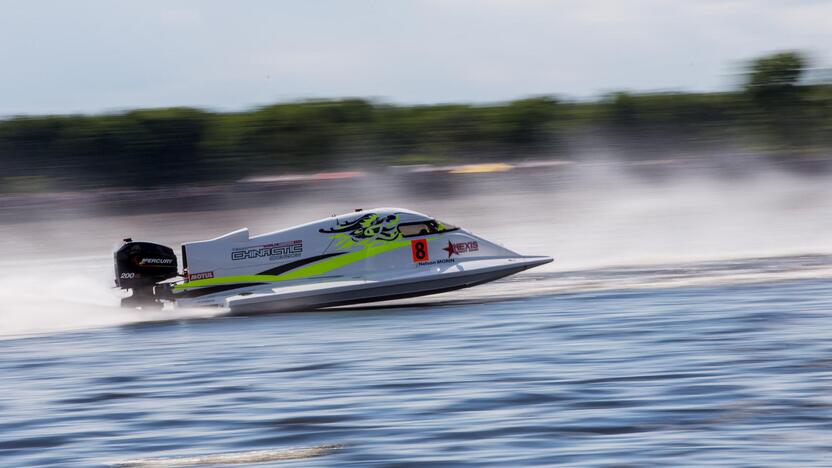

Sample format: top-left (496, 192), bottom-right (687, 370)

top-left (114, 240), bottom-right (178, 308)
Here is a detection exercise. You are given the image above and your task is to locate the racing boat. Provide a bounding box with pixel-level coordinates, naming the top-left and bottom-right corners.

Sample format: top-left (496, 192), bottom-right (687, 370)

top-left (114, 208), bottom-right (552, 314)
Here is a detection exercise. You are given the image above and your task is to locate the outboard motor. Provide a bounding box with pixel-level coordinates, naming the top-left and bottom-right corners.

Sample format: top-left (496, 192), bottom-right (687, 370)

top-left (114, 239), bottom-right (179, 308)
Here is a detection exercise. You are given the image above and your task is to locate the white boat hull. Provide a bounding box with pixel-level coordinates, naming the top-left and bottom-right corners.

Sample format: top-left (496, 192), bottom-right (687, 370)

top-left (226, 256), bottom-right (552, 314)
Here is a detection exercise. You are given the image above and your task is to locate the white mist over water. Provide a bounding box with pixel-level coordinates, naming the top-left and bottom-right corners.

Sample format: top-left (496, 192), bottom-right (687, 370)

top-left (464, 168), bottom-right (832, 270)
top-left (0, 259), bottom-right (223, 338)
top-left (1, 165), bottom-right (830, 337)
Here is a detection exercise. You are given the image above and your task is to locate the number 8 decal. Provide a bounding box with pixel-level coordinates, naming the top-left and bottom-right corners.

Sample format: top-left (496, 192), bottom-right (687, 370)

top-left (411, 239), bottom-right (429, 263)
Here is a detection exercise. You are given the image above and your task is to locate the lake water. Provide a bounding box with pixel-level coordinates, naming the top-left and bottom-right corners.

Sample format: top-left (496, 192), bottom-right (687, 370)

top-left (3, 170), bottom-right (832, 466)
top-left (2, 255), bottom-right (832, 467)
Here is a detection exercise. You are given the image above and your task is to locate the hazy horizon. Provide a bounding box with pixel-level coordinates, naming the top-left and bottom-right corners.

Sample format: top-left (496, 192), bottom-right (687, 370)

top-left (2, 0), bottom-right (831, 116)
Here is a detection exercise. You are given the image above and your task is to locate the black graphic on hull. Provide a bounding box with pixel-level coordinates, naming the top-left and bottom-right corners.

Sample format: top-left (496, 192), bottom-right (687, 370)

top-left (319, 213), bottom-right (401, 244)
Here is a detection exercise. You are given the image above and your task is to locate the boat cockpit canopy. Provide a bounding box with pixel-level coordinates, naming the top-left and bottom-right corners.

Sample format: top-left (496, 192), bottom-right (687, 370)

top-left (399, 219), bottom-right (459, 237)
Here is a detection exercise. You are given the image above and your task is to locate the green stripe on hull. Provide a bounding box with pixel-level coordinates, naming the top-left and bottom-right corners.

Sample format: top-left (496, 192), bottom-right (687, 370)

top-left (174, 239), bottom-right (413, 292)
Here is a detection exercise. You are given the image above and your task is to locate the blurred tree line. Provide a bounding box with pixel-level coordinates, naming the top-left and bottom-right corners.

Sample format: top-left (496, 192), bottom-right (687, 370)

top-left (1, 51), bottom-right (830, 192)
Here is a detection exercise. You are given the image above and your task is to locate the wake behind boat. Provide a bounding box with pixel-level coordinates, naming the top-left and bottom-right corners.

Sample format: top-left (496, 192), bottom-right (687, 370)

top-left (114, 208), bottom-right (552, 314)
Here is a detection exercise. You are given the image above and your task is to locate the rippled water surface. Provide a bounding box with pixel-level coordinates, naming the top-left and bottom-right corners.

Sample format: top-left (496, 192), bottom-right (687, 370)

top-left (3, 256), bottom-right (832, 467)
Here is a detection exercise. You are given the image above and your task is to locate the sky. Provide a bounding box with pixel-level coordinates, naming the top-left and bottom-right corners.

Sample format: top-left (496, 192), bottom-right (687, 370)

top-left (1, 0), bottom-right (830, 115)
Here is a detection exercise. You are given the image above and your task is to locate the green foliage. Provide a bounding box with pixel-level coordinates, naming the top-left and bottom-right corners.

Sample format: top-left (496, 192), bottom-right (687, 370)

top-left (0, 52), bottom-right (830, 192)
top-left (741, 51), bottom-right (831, 149)
top-left (745, 51), bottom-right (806, 102)
top-left (1, 175), bottom-right (53, 193)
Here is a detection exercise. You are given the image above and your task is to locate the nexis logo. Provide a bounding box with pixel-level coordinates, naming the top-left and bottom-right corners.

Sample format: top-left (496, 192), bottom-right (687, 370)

top-left (442, 240), bottom-right (479, 258)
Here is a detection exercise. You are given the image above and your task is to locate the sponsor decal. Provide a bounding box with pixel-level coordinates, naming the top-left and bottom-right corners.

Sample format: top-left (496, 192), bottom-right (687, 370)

top-left (442, 240), bottom-right (479, 258)
top-left (135, 257), bottom-right (174, 266)
top-left (411, 239), bottom-right (429, 263)
top-left (418, 258), bottom-right (455, 266)
top-left (231, 240), bottom-right (303, 261)
top-left (188, 271), bottom-right (214, 281)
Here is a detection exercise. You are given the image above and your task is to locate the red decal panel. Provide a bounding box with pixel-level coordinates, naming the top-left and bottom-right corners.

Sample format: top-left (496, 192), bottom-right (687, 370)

top-left (411, 239), bottom-right (429, 263)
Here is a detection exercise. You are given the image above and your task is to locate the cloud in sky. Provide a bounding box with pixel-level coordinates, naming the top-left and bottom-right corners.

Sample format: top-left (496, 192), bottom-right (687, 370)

top-left (1, 0), bottom-right (830, 115)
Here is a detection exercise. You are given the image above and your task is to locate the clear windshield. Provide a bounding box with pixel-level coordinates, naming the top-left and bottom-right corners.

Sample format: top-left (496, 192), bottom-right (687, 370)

top-left (399, 219), bottom-right (459, 237)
